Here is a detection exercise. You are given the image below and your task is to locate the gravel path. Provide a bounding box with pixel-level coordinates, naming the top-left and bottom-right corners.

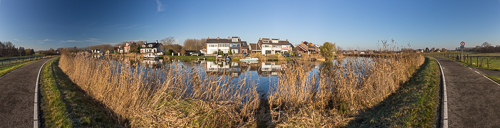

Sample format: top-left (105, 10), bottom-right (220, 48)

top-left (435, 57), bottom-right (500, 128)
top-left (0, 57), bottom-right (53, 128)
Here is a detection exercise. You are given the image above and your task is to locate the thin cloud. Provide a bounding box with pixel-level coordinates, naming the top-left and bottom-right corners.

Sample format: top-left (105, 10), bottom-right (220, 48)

top-left (39, 42), bottom-right (44, 44)
top-left (60, 40), bottom-right (77, 43)
top-left (13, 39), bottom-right (19, 41)
top-left (85, 38), bottom-right (100, 43)
top-left (156, 0), bottom-right (164, 12)
top-left (43, 39), bottom-right (50, 41)
top-left (85, 22), bottom-right (98, 27)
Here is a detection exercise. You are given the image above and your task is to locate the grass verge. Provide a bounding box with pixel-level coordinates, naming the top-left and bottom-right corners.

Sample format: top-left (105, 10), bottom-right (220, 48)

top-left (487, 75), bottom-right (500, 84)
top-left (0, 60), bottom-right (37, 77)
top-left (40, 57), bottom-right (122, 127)
top-left (168, 55), bottom-right (216, 61)
top-left (346, 57), bottom-right (440, 127)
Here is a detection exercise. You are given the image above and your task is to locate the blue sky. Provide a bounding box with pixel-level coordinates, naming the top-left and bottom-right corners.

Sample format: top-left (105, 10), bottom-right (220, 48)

top-left (0, 0), bottom-right (499, 51)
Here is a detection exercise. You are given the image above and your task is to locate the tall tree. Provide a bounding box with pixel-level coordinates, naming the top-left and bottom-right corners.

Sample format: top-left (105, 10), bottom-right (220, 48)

top-left (319, 42), bottom-right (337, 60)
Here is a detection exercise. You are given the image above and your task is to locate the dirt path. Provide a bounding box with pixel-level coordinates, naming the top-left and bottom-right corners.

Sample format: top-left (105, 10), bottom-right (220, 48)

top-left (0, 57), bottom-right (53, 128)
top-left (435, 57), bottom-right (500, 128)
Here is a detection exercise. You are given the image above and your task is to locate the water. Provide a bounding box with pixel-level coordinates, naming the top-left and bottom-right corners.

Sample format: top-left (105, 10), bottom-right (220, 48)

top-left (132, 57), bottom-right (373, 95)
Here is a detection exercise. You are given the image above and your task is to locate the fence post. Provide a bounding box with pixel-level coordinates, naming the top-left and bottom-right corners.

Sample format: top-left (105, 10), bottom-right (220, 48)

top-left (487, 58), bottom-right (489, 69)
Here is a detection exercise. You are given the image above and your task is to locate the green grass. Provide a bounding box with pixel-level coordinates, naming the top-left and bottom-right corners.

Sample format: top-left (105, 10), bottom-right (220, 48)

top-left (40, 57), bottom-right (122, 127)
top-left (0, 54), bottom-right (44, 60)
top-left (347, 57), bottom-right (440, 127)
top-left (39, 58), bottom-right (73, 127)
top-left (487, 75), bottom-right (500, 84)
top-left (429, 52), bottom-right (500, 70)
top-left (0, 60), bottom-right (37, 77)
top-left (168, 55), bottom-right (216, 61)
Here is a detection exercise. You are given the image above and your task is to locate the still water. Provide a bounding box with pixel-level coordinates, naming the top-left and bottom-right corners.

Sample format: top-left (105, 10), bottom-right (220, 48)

top-left (134, 57), bottom-right (371, 94)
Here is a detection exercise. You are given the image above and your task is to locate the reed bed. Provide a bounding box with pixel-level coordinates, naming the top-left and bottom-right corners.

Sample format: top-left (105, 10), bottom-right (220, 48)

top-left (59, 51), bottom-right (423, 127)
top-left (59, 53), bottom-right (259, 127)
top-left (268, 53), bottom-right (424, 127)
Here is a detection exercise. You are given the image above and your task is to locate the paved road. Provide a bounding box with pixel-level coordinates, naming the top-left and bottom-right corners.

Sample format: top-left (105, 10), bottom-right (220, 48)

top-left (0, 57), bottom-right (52, 128)
top-left (435, 57), bottom-right (500, 128)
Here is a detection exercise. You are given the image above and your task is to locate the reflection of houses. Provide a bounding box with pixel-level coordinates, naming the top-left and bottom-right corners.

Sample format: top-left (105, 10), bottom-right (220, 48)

top-left (257, 38), bottom-right (293, 55)
top-left (140, 40), bottom-right (163, 55)
top-left (206, 36), bottom-right (248, 55)
top-left (205, 61), bottom-right (245, 77)
top-left (295, 41), bottom-right (319, 54)
top-left (248, 62), bottom-right (284, 76)
top-left (141, 59), bottom-right (163, 69)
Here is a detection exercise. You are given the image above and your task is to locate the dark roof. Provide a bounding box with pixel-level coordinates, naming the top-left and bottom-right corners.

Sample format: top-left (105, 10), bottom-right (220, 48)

top-left (241, 41), bottom-right (249, 48)
top-left (207, 37), bottom-right (241, 43)
top-left (142, 43), bottom-right (162, 48)
top-left (258, 38), bottom-right (292, 45)
top-left (249, 43), bottom-right (261, 50)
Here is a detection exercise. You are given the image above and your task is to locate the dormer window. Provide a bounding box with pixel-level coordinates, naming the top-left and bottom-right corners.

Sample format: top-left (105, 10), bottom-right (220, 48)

top-left (263, 40), bottom-right (269, 43)
top-left (142, 45), bottom-right (146, 47)
top-left (148, 44), bottom-right (153, 47)
top-left (272, 40), bottom-right (278, 43)
top-left (232, 38), bottom-right (238, 42)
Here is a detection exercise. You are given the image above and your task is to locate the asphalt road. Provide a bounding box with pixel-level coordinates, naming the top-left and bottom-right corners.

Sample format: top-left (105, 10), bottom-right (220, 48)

top-left (435, 57), bottom-right (500, 128)
top-left (0, 57), bottom-right (52, 128)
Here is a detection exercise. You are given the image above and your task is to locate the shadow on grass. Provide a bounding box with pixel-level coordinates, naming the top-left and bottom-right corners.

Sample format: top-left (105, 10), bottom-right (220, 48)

top-left (43, 58), bottom-right (126, 127)
top-left (345, 57), bottom-right (440, 127)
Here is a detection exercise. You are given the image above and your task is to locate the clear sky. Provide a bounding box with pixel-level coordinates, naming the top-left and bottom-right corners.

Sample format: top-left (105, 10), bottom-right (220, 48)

top-left (0, 0), bottom-right (499, 51)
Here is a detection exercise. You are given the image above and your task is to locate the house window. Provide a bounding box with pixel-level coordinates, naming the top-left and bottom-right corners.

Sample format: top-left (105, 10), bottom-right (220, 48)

top-left (230, 44), bottom-right (240, 47)
top-left (263, 45), bottom-right (270, 48)
top-left (209, 44), bottom-right (217, 47)
top-left (272, 45), bottom-right (278, 48)
top-left (148, 44), bottom-right (153, 47)
top-left (282, 45), bottom-right (288, 48)
top-left (232, 38), bottom-right (238, 42)
top-left (263, 40), bottom-right (269, 43)
top-left (266, 50), bottom-right (272, 54)
top-left (272, 40), bottom-right (278, 43)
top-left (219, 44), bottom-right (229, 47)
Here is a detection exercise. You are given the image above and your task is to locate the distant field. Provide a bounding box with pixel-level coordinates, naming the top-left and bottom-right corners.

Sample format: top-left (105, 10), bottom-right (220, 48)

top-left (428, 52), bottom-right (500, 70)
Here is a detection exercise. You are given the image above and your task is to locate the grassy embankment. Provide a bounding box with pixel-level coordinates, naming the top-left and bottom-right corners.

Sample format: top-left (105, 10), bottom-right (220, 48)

top-left (57, 50), bottom-right (426, 127)
top-left (39, 57), bottom-right (122, 127)
top-left (346, 57), bottom-right (440, 127)
top-left (0, 56), bottom-right (45, 77)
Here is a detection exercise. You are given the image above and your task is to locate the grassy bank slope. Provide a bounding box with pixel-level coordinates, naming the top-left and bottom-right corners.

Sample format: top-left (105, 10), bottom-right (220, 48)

top-left (347, 57), bottom-right (440, 127)
top-left (0, 59), bottom-right (38, 77)
top-left (40, 57), bottom-right (122, 127)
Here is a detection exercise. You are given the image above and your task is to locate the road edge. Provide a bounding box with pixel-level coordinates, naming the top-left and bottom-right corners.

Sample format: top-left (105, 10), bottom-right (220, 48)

top-left (34, 58), bottom-right (53, 128)
top-left (432, 57), bottom-right (448, 128)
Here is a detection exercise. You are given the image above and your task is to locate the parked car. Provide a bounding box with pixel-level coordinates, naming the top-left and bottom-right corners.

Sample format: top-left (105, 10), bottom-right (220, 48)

top-left (191, 53), bottom-right (199, 56)
top-left (283, 53), bottom-right (291, 57)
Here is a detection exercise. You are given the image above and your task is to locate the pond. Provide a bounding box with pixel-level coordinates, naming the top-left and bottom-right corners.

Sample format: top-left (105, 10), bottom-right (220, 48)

top-left (133, 57), bottom-right (372, 95)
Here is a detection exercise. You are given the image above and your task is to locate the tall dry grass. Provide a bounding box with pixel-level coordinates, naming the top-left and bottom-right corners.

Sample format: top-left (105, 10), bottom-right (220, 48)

top-left (60, 50), bottom-right (423, 127)
top-left (268, 53), bottom-right (424, 127)
top-left (59, 53), bottom-right (259, 127)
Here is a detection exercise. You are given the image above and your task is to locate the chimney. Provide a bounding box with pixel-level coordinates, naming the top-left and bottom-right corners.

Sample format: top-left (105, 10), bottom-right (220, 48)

top-left (228, 37), bottom-right (230, 39)
top-left (286, 39), bottom-right (288, 41)
top-left (208, 37), bottom-right (209, 39)
top-left (217, 37), bottom-right (219, 40)
top-left (259, 38), bottom-right (261, 40)
top-left (156, 40), bottom-right (158, 43)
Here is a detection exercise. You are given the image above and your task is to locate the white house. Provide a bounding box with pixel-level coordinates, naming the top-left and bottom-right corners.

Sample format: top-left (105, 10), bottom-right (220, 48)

top-left (140, 40), bottom-right (163, 55)
top-left (206, 36), bottom-right (247, 55)
top-left (257, 38), bottom-right (293, 55)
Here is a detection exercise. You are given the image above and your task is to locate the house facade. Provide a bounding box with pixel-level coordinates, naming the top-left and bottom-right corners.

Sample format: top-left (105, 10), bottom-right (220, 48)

top-left (140, 40), bottom-right (163, 55)
top-left (249, 43), bottom-right (261, 54)
top-left (124, 42), bottom-right (136, 53)
top-left (257, 38), bottom-right (293, 55)
top-left (295, 41), bottom-right (319, 54)
top-left (206, 36), bottom-right (246, 55)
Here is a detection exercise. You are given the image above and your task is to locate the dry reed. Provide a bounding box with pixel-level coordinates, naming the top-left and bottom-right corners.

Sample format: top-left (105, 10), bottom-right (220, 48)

top-left (59, 53), bottom-right (259, 127)
top-left (59, 50), bottom-right (423, 127)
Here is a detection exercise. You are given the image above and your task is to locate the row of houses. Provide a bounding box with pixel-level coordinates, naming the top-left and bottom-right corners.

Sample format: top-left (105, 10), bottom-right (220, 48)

top-left (206, 36), bottom-right (321, 55)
